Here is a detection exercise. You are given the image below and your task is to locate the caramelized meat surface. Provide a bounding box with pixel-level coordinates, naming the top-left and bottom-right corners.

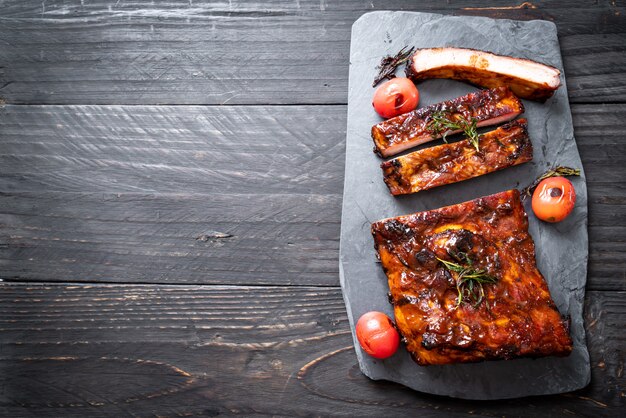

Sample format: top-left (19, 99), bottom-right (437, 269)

top-left (371, 190), bottom-right (573, 366)
top-left (381, 119), bottom-right (533, 195)
top-left (406, 47), bottom-right (561, 101)
top-left (371, 87), bottom-right (523, 157)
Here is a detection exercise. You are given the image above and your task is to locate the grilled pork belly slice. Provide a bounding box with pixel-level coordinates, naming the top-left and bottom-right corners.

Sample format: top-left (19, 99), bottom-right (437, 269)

top-left (406, 47), bottom-right (561, 101)
top-left (371, 87), bottom-right (523, 158)
top-left (371, 190), bottom-right (573, 366)
top-left (381, 119), bottom-right (532, 195)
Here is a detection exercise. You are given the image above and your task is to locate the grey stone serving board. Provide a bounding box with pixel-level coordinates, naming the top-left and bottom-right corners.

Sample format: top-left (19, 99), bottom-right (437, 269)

top-left (339, 11), bottom-right (590, 400)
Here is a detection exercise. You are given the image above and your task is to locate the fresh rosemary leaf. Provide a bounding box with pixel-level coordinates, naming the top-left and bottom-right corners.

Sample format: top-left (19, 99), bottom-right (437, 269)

top-left (465, 117), bottom-right (480, 152)
top-left (437, 257), bottom-right (465, 273)
top-left (436, 256), bottom-right (497, 308)
top-left (427, 111), bottom-right (481, 151)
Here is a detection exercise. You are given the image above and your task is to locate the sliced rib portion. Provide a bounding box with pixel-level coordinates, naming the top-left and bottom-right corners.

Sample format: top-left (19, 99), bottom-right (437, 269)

top-left (381, 119), bottom-right (532, 195)
top-left (406, 47), bottom-right (561, 101)
top-left (371, 190), bottom-right (573, 366)
top-left (371, 87), bottom-right (523, 158)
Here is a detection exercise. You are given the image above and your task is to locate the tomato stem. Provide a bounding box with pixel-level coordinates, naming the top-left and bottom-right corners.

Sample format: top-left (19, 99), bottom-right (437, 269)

top-left (520, 166), bottom-right (581, 200)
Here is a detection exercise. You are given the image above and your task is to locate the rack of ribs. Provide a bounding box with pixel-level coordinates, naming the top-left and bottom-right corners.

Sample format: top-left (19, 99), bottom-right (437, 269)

top-left (381, 119), bottom-right (533, 195)
top-left (371, 189), bottom-right (573, 366)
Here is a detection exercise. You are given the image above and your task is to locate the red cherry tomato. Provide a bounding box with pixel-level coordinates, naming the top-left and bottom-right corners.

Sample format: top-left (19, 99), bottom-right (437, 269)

top-left (372, 77), bottom-right (419, 119)
top-left (531, 177), bottom-right (576, 223)
top-left (356, 311), bottom-right (400, 359)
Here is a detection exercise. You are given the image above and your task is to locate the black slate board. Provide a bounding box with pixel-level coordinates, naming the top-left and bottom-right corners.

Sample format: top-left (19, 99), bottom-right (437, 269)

top-left (339, 11), bottom-right (590, 400)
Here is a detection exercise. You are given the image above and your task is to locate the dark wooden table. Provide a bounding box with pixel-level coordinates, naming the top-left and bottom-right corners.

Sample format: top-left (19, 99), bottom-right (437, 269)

top-left (1, 1), bottom-right (624, 416)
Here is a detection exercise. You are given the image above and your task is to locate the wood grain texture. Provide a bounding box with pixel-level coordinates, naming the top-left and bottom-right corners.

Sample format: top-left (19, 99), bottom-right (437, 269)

top-left (0, 1), bottom-right (623, 416)
top-left (0, 104), bottom-right (345, 285)
top-left (0, 0), bottom-right (624, 105)
top-left (0, 192), bottom-right (341, 286)
top-left (572, 104), bottom-right (626, 291)
top-left (0, 104), bottom-right (345, 194)
top-left (1, 103), bottom-right (625, 288)
top-left (0, 283), bottom-right (623, 417)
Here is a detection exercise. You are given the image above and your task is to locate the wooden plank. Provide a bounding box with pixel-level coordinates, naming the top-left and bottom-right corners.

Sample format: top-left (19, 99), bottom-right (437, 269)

top-left (0, 1), bottom-right (623, 105)
top-left (560, 34), bottom-right (626, 104)
top-left (1, 104), bottom-right (625, 288)
top-left (573, 104), bottom-right (626, 290)
top-left (0, 192), bottom-right (341, 286)
top-left (0, 104), bottom-right (345, 195)
top-left (0, 283), bottom-right (622, 416)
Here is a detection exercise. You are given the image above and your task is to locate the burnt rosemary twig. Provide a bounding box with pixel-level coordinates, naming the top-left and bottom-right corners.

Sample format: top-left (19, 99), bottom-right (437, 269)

top-left (437, 253), bottom-right (498, 308)
top-left (428, 111), bottom-right (481, 152)
top-left (520, 166), bottom-right (581, 199)
top-left (372, 46), bottom-right (415, 87)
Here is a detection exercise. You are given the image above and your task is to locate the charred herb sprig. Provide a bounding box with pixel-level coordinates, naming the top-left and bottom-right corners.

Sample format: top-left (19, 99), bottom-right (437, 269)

top-left (428, 111), bottom-right (481, 152)
top-left (372, 46), bottom-right (415, 87)
top-left (437, 253), bottom-right (498, 308)
top-left (520, 166), bottom-right (581, 199)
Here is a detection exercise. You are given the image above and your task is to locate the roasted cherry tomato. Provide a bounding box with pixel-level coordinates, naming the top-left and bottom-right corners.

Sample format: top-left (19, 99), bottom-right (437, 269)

top-left (355, 311), bottom-right (400, 359)
top-left (532, 176), bottom-right (576, 223)
top-left (372, 77), bottom-right (419, 119)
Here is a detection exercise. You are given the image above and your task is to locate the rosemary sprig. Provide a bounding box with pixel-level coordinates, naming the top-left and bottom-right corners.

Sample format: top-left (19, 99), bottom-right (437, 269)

top-left (428, 111), bottom-right (481, 152)
top-left (520, 166), bottom-right (581, 199)
top-left (437, 254), bottom-right (498, 308)
top-left (372, 46), bottom-right (415, 87)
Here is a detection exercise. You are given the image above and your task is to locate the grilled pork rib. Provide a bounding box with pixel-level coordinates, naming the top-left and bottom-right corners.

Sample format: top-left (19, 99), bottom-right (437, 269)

top-left (371, 190), bottom-right (573, 366)
top-left (406, 47), bottom-right (561, 101)
top-left (371, 87), bottom-right (523, 158)
top-left (381, 119), bottom-right (533, 195)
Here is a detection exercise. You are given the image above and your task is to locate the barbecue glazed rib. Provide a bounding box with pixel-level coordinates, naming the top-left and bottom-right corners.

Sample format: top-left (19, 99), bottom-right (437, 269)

top-left (381, 119), bottom-right (533, 195)
top-left (405, 47), bottom-right (561, 101)
top-left (371, 190), bottom-right (573, 366)
top-left (371, 87), bottom-right (524, 158)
